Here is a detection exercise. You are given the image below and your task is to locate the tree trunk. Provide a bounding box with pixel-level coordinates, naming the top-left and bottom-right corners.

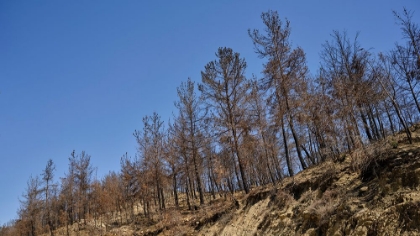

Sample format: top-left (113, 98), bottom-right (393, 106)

top-left (173, 173), bottom-right (179, 208)
top-left (407, 77), bottom-right (420, 115)
top-left (288, 117), bottom-right (307, 170)
top-left (192, 148), bottom-right (204, 205)
top-left (281, 118), bottom-right (294, 177)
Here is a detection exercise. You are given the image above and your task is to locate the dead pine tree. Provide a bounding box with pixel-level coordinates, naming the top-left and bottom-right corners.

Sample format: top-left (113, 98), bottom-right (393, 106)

top-left (200, 47), bottom-right (252, 194)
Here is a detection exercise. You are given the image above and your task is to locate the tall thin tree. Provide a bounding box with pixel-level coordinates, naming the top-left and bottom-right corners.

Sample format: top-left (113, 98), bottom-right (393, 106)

top-left (200, 47), bottom-right (251, 193)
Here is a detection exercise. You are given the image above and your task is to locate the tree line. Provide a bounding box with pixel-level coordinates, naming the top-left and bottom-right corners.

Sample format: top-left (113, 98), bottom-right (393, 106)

top-left (1, 8), bottom-right (419, 236)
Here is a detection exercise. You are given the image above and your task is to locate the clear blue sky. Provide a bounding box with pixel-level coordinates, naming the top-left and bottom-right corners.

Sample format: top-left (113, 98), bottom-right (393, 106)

top-left (0, 0), bottom-right (418, 224)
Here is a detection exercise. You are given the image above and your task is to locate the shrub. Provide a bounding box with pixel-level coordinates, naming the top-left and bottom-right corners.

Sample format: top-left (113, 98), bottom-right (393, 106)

top-left (305, 189), bottom-right (340, 227)
top-left (390, 141), bottom-right (398, 149)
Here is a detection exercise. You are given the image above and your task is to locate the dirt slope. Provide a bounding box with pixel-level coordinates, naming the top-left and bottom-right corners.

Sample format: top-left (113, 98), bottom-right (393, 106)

top-left (198, 138), bottom-right (420, 236)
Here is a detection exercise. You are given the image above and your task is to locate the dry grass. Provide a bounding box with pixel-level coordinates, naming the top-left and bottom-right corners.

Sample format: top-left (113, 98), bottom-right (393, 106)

top-left (350, 138), bottom-right (390, 176)
top-left (305, 189), bottom-right (340, 227)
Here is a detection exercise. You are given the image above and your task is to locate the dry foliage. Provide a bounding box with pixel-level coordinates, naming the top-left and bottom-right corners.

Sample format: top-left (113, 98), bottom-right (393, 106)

top-left (306, 189), bottom-right (340, 227)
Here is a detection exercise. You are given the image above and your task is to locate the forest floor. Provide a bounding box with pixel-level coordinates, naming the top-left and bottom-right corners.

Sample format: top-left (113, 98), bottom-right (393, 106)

top-left (48, 127), bottom-right (420, 236)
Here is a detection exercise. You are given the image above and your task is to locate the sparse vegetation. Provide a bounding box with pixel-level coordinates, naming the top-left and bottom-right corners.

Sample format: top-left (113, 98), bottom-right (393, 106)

top-left (1, 7), bottom-right (420, 236)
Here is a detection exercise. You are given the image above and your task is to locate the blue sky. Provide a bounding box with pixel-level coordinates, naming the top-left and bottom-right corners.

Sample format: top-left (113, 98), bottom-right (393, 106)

top-left (0, 0), bottom-right (418, 224)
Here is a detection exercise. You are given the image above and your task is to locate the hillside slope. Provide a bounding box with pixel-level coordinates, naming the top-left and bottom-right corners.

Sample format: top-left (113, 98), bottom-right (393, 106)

top-left (197, 136), bottom-right (420, 236)
top-left (35, 130), bottom-right (420, 236)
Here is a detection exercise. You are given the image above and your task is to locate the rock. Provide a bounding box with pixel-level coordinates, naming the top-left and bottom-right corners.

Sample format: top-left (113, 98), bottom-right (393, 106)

top-left (302, 210), bottom-right (320, 224)
top-left (304, 228), bottom-right (317, 236)
top-left (354, 226), bottom-right (368, 235)
top-left (360, 186), bottom-right (368, 192)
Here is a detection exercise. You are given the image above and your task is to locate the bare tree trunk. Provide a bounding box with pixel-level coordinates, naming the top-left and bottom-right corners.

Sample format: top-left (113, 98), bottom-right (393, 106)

top-left (360, 110), bottom-right (374, 141)
top-left (281, 118), bottom-right (294, 177)
top-left (232, 131), bottom-right (249, 193)
top-left (173, 173), bottom-right (179, 208)
top-left (192, 147), bottom-right (204, 205)
top-left (185, 179), bottom-right (191, 211)
top-left (288, 117), bottom-right (307, 170)
top-left (385, 102), bottom-right (396, 134)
